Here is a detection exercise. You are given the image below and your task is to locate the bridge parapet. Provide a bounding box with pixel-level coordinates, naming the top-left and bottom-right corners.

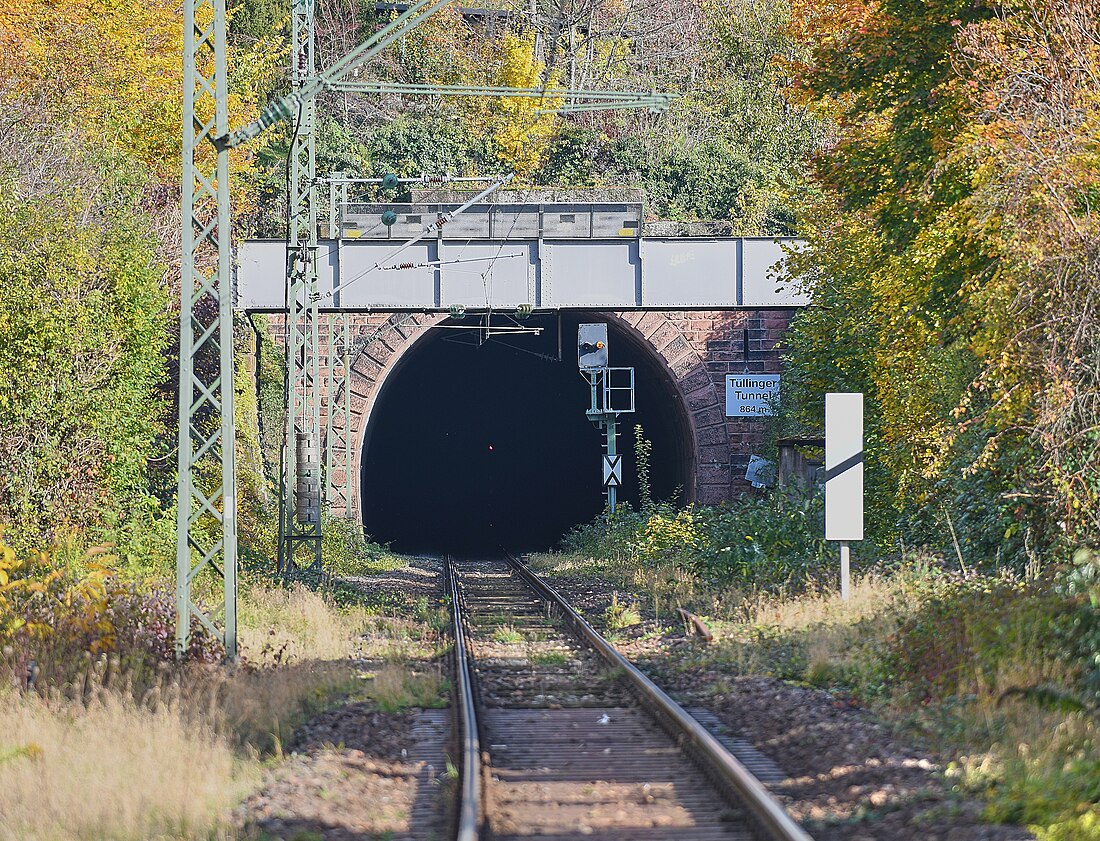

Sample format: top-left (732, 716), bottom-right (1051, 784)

top-left (235, 202), bottom-right (808, 312)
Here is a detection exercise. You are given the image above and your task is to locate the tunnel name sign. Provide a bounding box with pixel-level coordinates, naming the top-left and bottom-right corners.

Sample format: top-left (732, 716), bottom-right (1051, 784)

top-left (725, 375), bottom-right (780, 417)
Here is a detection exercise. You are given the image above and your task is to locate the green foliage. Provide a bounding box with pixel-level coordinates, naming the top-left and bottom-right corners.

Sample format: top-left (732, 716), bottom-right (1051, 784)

top-left (0, 147), bottom-right (169, 544)
top-left (321, 515), bottom-right (398, 578)
top-left (359, 115), bottom-right (496, 183)
top-left (607, 136), bottom-right (787, 231)
top-left (982, 718), bottom-right (1100, 838)
top-left (1032, 810), bottom-right (1100, 841)
top-left (229, 0), bottom-right (287, 46)
top-left (1057, 548), bottom-right (1100, 701)
top-left (885, 573), bottom-right (1070, 702)
top-left (691, 488), bottom-right (832, 587)
top-left (247, 314), bottom-right (287, 484)
top-left (561, 486), bottom-right (834, 592)
top-left (537, 125), bottom-right (602, 186)
top-left (638, 507), bottom-right (702, 566)
top-left (603, 593), bottom-right (641, 630)
top-left (492, 625), bottom-right (524, 644)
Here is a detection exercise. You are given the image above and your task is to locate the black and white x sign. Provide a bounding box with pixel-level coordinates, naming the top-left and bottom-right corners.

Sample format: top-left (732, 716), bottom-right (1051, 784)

top-left (602, 454), bottom-right (622, 487)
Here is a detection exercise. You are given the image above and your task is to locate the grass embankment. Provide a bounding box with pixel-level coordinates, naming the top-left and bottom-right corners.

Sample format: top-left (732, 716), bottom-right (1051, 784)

top-left (528, 544), bottom-right (1100, 841)
top-left (0, 535), bottom-right (447, 841)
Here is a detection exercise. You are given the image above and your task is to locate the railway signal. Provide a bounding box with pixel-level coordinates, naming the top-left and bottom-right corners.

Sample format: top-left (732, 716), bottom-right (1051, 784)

top-left (578, 324), bottom-right (634, 512)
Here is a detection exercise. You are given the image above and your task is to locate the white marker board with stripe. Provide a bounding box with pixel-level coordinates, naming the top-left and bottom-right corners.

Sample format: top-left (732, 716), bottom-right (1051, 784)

top-left (825, 393), bottom-right (864, 541)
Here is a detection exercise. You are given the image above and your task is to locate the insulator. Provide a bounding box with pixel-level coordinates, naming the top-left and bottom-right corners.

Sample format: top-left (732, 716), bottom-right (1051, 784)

top-left (381, 173), bottom-right (399, 190)
top-left (381, 209), bottom-right (398, 226)
top-left (398, 262), bottom-right (414, 270)
top-left (448, 304), bottom-right (466, 320)
top-left (294, 432), bottom-right (320, 525)
top-left (298, 51), bottom-right (308, 73)
top-left (435, 215), bottom-right (447, 229)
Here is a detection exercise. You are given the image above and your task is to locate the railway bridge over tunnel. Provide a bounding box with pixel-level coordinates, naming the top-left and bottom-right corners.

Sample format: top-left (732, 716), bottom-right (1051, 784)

top-left (239, 202), bottom-right (807, 555)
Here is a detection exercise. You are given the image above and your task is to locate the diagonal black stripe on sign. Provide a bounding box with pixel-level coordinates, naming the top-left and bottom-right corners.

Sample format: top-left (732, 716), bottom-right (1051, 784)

top-left (824, 451), bottom-right (863, 483)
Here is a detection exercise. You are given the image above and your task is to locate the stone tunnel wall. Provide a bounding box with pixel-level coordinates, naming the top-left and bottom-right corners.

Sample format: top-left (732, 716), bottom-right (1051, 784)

top-left (262, 308), bottom-right (796, 518)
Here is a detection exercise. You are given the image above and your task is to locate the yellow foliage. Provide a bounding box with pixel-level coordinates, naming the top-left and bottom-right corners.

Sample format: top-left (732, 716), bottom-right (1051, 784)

top-left (0, 0), bottom-right (281, 189)
top-left (490, 33), bottom-right (561, 178)
top-left (0, 529), bottom-right (118, 653)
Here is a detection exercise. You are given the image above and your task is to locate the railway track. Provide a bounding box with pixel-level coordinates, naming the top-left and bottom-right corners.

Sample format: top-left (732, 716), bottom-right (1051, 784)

top-left (445, 555), bottom-right (812, 841)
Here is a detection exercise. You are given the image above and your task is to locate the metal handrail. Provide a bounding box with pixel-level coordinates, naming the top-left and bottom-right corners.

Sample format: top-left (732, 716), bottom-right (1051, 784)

top-left (505, 554), bottom-right (815, 841)
top-left (446, 556), bottom-right (482, 841)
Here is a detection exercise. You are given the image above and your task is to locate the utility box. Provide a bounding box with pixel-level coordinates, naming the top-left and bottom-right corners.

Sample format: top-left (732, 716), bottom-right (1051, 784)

top-left (578, 323), bottom-right (609, 370)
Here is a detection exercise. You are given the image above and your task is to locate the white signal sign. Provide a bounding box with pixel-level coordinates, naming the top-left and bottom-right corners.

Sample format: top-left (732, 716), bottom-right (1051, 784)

top-left (602, 454), bottom-right (622, 487)
top-left (825, 393), bottom-right (864, 541)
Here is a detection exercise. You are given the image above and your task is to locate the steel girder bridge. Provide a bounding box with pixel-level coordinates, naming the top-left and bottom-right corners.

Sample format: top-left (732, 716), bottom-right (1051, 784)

top-left (177, 0), bottom-right (679, 658)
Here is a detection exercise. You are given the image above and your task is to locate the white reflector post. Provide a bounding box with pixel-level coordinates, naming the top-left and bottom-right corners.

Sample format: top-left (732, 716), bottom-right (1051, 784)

top-left (825, 393), bottom-right (864, 600)
top-left (825, 393), bottom-right (864, 540)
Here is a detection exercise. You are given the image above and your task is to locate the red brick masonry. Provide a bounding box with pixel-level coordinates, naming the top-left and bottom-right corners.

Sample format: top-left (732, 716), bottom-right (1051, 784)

top-left (265, 308), bottom-right (795, 517)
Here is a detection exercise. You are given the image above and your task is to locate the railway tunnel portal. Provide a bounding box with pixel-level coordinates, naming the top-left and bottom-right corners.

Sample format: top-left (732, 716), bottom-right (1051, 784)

top-left (359, 312), bottom-right (696, 554)
top-left (239, 201), bottom-right (804, 555)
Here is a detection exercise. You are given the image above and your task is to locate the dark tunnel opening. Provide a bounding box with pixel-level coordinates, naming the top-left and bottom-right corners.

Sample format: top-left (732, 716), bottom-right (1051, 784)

top-left (360, 313), bottom-right (694, 554)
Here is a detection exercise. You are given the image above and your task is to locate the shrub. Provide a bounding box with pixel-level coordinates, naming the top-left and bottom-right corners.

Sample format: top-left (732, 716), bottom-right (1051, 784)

top-left (1056, 547), bottom-right (1100, 701)
top-left (603, 593), bottom-right (642, 630)
top-left (885, 571), bottom-right (1070, 703)
top-left (0, 145), bottom-right (168, 543)
top-left (692, 486), bottom-right (832, 588)
top-left (560, 486), bottom-right (835, 593)
top-left (560, 502), bottom-right (647, 563)
top-left (0, 531), bottom-right (220, 687)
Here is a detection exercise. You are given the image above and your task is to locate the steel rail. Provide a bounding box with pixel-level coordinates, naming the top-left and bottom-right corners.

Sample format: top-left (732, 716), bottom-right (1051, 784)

top-left (445, 556), bottom-right (483, 841)
top-left (504, 553), bottom-right (815, 841)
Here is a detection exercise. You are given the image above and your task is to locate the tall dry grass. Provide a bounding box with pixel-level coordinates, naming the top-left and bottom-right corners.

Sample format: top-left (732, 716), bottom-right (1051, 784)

top-left (0, 575), bottom-right (445, 839)
top-left (0, 687), bottom-right (256, 841)
top-left (0, 583), bottom-right (365, 841)
top-left (238, 581), bottom-right (372, 664)
top-left (734, 571), bottom-right (900, 630)
top-left (0, 653), bottom-right (359, 841)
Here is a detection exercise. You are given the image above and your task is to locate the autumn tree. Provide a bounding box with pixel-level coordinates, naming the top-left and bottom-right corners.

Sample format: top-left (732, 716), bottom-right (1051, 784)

top-left (781, 0), bottom-right (1100, 557)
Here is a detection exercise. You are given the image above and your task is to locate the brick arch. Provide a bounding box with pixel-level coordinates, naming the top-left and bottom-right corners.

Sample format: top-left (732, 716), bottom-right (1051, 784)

top-left (610, 312), bottom-right (732, 504)
top-left (341, 310), bottom-right (743, 524)
top-left (300, 306), bottom-right (794, 523)
top-left (343, 312), bottom-right (447, 521)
